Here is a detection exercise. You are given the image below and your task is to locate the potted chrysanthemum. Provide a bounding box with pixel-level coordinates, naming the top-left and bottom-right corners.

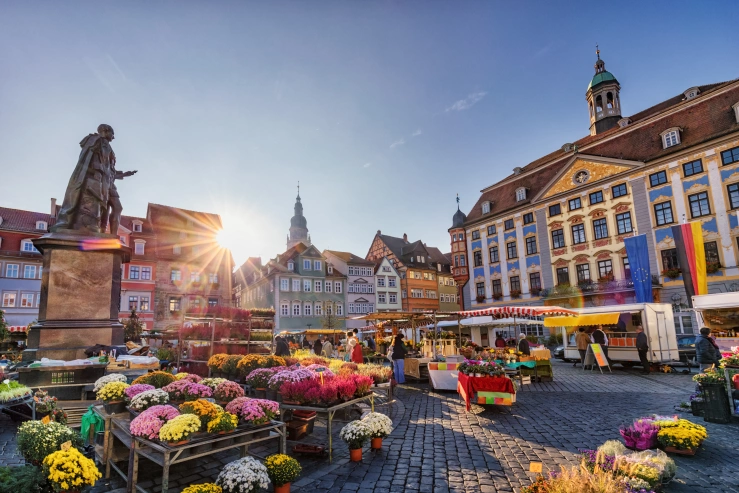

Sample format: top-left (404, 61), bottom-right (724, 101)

top-left (158, 414), bottom-right (201, 446)
top-left (265, 453), bottom-right (302, 493)
top-left (93, 374), bottom-right (127, 393)
top-left (214, 381), bottom-right (245, 405)
top-left (339, 420), bottom-right (372, 462)
top-left (128, 389), bottom-right (170, 415)
top-left (43, 446), bottom-right (101, 493)
top-left (182, 484), bottom-right (223, 493)
top-left (97, 381), bottom-right (130, 414)
top-left (216, 456), bottom-right (270, 493)
top-left (207, 411), bottom-right (238, 435)
top-left (362, 412), bottom-right (392, 450)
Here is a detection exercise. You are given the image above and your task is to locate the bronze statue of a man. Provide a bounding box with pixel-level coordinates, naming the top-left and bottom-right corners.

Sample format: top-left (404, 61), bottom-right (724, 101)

top-left (52, 124), bottom-right (136, 234)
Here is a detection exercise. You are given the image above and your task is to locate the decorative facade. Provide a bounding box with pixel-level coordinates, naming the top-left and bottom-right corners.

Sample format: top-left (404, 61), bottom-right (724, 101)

top-left (323, 250), bottom-right (376, 330)
top-left (118, 215), bottom-right (157, 331)
top-left (455, 52), bottom-right (739, 336)
top-left (374, 257), bottom-right (402, 312)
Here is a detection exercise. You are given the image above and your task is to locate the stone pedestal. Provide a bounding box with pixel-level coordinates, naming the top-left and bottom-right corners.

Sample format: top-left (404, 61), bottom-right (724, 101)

top-left (24, 230), bottom-right (130, 361)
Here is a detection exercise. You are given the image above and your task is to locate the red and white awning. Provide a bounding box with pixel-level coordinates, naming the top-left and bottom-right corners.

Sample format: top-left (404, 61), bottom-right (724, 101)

top-left (8, 326), bottom-right (27, 333)
top-left (454, 306), bottom-right (578, 318)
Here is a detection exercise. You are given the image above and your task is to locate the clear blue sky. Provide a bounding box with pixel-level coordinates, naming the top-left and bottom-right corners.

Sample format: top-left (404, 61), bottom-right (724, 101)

top-left (1, 1), bottom-right (737, 266)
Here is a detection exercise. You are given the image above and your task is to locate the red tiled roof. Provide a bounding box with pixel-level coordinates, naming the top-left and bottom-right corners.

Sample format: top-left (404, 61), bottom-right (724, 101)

top-left (324, 250), bottom-right (376, 266)
top-left (120, 215), bottom-right (155, 235)
top-left (465, 80), bottom-right (739, 224)
top-left (147, 203), bottom-right (223, 231)
top-left (0, 207), bottom-right (56, 233)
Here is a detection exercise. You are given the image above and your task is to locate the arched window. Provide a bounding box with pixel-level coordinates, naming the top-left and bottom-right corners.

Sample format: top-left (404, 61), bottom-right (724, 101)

top-left (595, 95), bottom-right (603, 113)
top-left (606, 92), bottom-right (614, 109)
top-left (589, 102), bottom-right (594, 117)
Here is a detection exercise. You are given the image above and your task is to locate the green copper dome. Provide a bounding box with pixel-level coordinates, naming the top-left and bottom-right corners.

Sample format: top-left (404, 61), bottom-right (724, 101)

top-left (588, 70), bottom-right (617, 90)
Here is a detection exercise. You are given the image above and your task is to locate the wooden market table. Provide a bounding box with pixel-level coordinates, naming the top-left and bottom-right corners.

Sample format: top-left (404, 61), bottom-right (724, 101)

top-left (457, 373), bottom-right (516, 411)
top-left (278, 393), bottom-right (375, 462)
top-left (404, 357), bottom-right (431, 380)
top-left (99, 413), bottom-right (285, 493)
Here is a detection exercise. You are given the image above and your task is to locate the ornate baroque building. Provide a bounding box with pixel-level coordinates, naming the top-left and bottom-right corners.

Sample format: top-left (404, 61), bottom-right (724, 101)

top-left (453, 51), bottom-right (739, 335)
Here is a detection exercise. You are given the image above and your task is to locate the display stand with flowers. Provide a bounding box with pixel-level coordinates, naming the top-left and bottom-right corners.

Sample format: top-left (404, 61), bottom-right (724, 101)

top-left (456, 360), bottom-right (515, 411)
top-left (97, 381), bottom-right (130, 414)
top-left (265, 453), bottom-right (302, 493)
top-left (693, 369), bottom-right (732, 423)
top-left (340, 420), bottom-right (372, 462)
top-left (43, 446), bottom-right (101, 493)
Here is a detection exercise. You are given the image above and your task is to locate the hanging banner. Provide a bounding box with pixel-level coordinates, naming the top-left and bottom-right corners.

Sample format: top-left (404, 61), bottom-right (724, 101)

top-left (671, 222), bottom-right (708, 304)
top-left (624, 234), bottom-right (653, 303)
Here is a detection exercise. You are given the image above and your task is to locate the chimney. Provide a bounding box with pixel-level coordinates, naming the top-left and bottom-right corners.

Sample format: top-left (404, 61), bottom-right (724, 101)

top-left (403, 233), bottom-right (408, 243)
top-left (377, 230), bottom-right (381, 235)
top-left (50, 198), bottom-right (57, 217)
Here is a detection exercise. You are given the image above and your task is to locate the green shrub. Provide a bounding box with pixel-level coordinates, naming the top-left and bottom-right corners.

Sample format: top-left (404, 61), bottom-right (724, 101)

top-left (0, 465), bottom-right (52, 493)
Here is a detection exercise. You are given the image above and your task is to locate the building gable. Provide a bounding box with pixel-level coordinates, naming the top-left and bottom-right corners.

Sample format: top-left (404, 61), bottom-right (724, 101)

top-left (536, 155), bottom-right (644, 201)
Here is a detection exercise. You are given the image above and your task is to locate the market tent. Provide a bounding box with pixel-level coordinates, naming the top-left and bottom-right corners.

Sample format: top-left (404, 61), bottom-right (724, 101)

top-left (463, 317), bottom-right (542, 327)
top-left (7, 326), bottom-right (27, 333)
top-left (453, 306), bottom-right (578, 318)
top-left (543, 312), bottom-right (620, 328)
top-left (305, 329), bottom-right (347, 335)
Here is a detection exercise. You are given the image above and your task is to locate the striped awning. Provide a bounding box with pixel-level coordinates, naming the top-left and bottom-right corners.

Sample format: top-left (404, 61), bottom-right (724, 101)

top-left (8, 326), bottom-right (27, 333)
top-left (543, 312), bottom-right (620, 328)
top-left (455, 306), bottom-right (578, 319)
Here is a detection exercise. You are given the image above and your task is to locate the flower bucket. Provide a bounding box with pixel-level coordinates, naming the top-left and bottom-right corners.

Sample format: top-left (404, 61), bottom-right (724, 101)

top-left (371, 437), bottom-right (382, 450)
top-left (255, 388), bottom-right (267, 399)
top-left (266, 389), bottom-right (278, 401)
top-left (103, 400), bottom-right (126, 415)
top-left (274, 483), bottom-right (291, 493)
top-left (349, 448), bottom-right (362, 462)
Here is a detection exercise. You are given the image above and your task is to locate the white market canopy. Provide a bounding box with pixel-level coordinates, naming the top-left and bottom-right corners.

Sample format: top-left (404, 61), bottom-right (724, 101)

top-left (420, 317), bottom-right (544, 329)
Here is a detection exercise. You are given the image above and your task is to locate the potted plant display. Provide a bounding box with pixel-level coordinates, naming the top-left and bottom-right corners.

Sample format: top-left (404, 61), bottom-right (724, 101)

top-left (216, 456), bottom-right (270, 493)
top-left (97, 381), bottom-right (129, 414)
top-left (158, 414), bottom-right (201, 446)
top-left (362, 412), bottom-right (392, 450)
top-left (340, 420), bottom-right (372, 462)
top-left (128, 389), bottom-right (170, 414)
top-left (16, 420), bottom-right (83, 465)
top-left (130, 405), bottom-right (180, 440)
top-left (265, 454), bottom-right (302, 493)
top-left (213, 380), bottom-right (245, 405)
top-left (42, 447), bottom-right (101, 493)
top-left (207, 411), bottom-right (239, 435)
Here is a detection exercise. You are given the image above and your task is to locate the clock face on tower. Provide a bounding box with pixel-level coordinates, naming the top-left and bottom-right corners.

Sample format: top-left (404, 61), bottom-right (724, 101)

top-left (573, 170), bottom-right (590, 185)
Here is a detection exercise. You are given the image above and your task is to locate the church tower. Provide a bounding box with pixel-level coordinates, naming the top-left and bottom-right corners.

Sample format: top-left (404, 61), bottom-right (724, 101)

top-left (287, 184), bottom-right (311, 250)
top-left (586, 47), bottom-right (622, 136)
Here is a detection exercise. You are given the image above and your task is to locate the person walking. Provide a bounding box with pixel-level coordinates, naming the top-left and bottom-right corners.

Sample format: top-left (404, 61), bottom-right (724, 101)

top-left (321, 335), bottom-right (333, 359)
top-left (592, 325), bottom-right (610, 364)
top-left (517, 333), bottom-right (531, 356)
top-left (575, 327), bottom-right (590, 368)
top-left (635, 326), bottom-right (650, 374)
top-left (391, 334), bottom-right (408, 384)
top-left (695, 327), bottom-right (720, 371)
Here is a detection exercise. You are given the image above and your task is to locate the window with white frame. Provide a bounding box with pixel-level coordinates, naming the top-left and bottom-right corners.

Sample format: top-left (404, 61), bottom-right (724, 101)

top-left (389, 293), bottom-right (397, 303)
top-left (130, 266), bottom-right (140, 280)
top-left (327, 265), bottom-right (333, 274)
top-left (303, 259), bottom-right (311, 270)
top-left (314, 260), bottom-right (322, 271)
top-left (140, 296), bottom-right (150, 311)
top-left (21, 293), bottom-right (34, 307)
top-left (303, 280), bottom-right (311, 292)
top-left (325, 303), bottom-right (333, 315)
top-left (209, 273), bottom-right (218, 284)
top-left (304, 302), bottom-right (312, 316)
top-left (325, 281), bottom-right (332, 293)
top-left (2, 293), bottom-right (16, 307)
top-left (348, 303), bottom-right (355, 314)
top-left (334, 281), bottom-right (342, 293)
top-left (482, 202), bottom-right (491, 214)
top-left (5, 264), bottom-right (19, 278)
top-left (134, 242), bottom-right (145, 255)
top-left (515, 188), bottom-right (527, 201)
top-left (133, 222), bottom-right (142, 232)
top-left (36, 221), bottom-right (47, 230)
top-left (280, 279), bottom-right (289, 291)
top-left (21, 240), bottom-right (38, 253)
top-left (314, 302), bottom-right (323, 316)
top-left (336, 303), bottom-right (343, 316)
top-left (314, 280), bottom-right (322, 292)
top-left (128, 296), bottom-right (139, 311)
top-left (292, 279), bottom-right (301, 291)
top-left (388, 277), bottom-right (396, 287)
top-left (292, 303), bottom-right (301, 316)
top-left (23, 265), bottom-right (36, 279)
top-left (287, 261), bottom-right (294, 271)
top-left (38, 266), bottom-right (43, 278)
top-left (141, 267), bottom-right (151, 280)
top-left (377, 277), bottom-right (385, 287)
top-left (280, 302), bottom-right (289, 316)
top-left (378, 293), bottom-right (386, 303)
top-left (661, 128), bottom-right (681, 148)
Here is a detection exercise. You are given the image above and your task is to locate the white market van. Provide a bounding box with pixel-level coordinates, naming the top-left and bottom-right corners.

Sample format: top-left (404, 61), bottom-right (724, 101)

top-left (692, 292), bottom-right (739, 351)
top-left (557, 303), bottom-right (679, 366)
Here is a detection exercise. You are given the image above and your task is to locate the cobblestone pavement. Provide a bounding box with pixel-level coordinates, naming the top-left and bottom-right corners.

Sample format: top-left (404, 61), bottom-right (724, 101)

top-left (1, 361), bottom-right (737, 493)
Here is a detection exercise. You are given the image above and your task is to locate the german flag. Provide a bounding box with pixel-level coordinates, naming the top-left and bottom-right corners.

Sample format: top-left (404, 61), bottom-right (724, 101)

top-left (671, 222), bottom-right (707, 298)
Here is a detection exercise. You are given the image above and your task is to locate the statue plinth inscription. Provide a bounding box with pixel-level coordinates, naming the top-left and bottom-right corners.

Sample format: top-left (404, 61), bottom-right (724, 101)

top-left (24, 124), bottom-right (137, 361)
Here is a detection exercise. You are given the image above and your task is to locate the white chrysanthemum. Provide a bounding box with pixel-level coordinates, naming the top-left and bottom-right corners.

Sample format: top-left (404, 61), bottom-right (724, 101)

top-left (216, 456), bottom-right (269, 493)
top-left (93, 374), bottom-right (128, 392)
top-left (129, 389), bottom-right (169, 411)
top-left (362, 412), bottom-right (392, 438)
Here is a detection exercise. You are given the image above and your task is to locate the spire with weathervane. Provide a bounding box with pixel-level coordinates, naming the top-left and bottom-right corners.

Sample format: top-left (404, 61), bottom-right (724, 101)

top-left (586, 44), bottom-right (622, 136)
top-left (287, 182), bottom-right (311, 249)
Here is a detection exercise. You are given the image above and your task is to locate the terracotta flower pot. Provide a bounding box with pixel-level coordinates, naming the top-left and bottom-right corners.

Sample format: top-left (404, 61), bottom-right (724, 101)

top-left (349, 448), bottom-right (362, 462)
top-left (371, 437), bottom-right (382, 450)
top-left (274, 483), bottom-right (291, 493)
top-left (662, 446), bottom-right (696, 456)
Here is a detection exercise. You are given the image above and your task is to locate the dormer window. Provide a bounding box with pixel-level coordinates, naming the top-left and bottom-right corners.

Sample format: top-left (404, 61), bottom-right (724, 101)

top-left (36, 221), bottom-right (47, 230)
top-left (661, 128), bottom-right (681, 149)
top-left (481, 201), bottom-right (491, 214)
top-left (515, 188), bottom-right (527, 202)
top-left (733, 102), bottom-right (739, 124)
top-left (327, 264), bottom-right (333, 274)
top-left (132, 221), bottom-right (142, 232)
top-left (617, 118), bottom-right (631, 128)
top-left (683, 87), bottom-right (700, 100)
top-left (287, 261), bottom-right (294, 271)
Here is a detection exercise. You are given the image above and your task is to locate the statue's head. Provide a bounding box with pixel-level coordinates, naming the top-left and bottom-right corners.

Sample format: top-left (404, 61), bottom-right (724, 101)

top-left (97, 124), bottom-right (115, 141)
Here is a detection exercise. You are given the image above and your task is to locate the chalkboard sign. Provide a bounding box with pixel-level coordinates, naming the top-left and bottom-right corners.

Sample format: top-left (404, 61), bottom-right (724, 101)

top-left (583, 343), bottom-right (611, 374)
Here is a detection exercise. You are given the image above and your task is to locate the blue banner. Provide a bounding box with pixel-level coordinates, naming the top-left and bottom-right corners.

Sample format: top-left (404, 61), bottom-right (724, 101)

top-left (624, 234), bottom-right (653, 303)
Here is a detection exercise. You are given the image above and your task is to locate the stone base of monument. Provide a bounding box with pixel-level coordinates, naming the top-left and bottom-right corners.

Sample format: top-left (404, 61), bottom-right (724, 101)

top-left (24, 230), bottom-right (130, 362)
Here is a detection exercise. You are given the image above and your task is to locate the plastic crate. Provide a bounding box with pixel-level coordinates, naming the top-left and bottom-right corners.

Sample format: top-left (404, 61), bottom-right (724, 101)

top-left (701, 383), bottom-right (731, 424)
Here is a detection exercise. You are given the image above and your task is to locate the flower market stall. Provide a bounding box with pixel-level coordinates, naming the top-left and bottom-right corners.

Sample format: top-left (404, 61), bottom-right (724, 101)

top-left (456, 361), bottom-right (516, 411)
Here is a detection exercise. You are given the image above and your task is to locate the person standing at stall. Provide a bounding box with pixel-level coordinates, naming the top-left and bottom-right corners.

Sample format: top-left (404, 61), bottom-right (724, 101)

top-left (391, 334), bottom-right (408, 384)
top-left (517, 333), bottom-right (531, 356)
top-left (575, 327), bottom-right (590, 368)
top-left (321, 335), bottom-right (334, 359)
top-left (592, 325), bottom-right (610, 364)
top-left (494, 333), bottom-right (506, 348)
top-left (695, 327), bottom-right (720, 371)
top-left (635, 326), bottom-right (650, 374)
top-left (313, 337), bottom-right (323, 356)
